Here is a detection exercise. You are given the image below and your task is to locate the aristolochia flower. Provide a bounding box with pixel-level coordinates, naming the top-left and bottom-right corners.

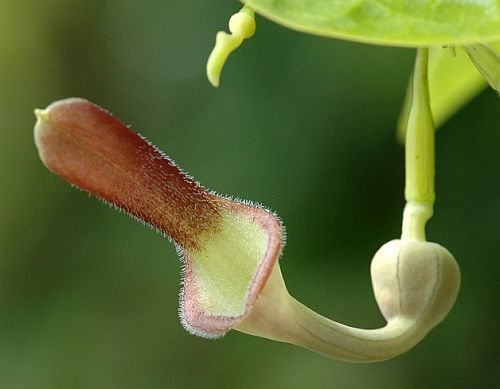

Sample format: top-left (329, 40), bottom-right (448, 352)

top-left (34, 98), bottom-right (284, 338)
top-left (34, 78), bottom-right (460, 362)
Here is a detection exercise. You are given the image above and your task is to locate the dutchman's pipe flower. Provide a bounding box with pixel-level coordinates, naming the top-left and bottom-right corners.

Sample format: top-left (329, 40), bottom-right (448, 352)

top-left (34, 98), bottom-right (284, 339)
top-left (34, 66), bottom-right (460, 361)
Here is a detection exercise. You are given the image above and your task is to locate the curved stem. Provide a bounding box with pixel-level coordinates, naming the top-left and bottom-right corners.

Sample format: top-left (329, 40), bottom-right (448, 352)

top-left (402, 48), bottom-right (435, 241)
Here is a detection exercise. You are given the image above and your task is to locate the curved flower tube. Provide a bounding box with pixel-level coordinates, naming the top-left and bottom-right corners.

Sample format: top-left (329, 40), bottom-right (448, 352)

top-left (34, 50), bottom-right (460, 362)
top-left (238, 48), bottom-right (460, 362)
top-left (237, 241), bottom-right (459, 361)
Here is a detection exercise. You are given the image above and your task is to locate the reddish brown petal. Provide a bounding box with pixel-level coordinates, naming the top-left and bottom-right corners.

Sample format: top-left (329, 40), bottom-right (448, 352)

top-left (34, 98), bottom-right (220, 250)
top-left (34, 98), bottom-right (285, 339)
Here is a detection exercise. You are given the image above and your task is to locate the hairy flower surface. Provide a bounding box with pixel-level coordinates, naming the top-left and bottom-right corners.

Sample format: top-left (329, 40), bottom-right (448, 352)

top-left (34, 98), bottom-right (284, 338)
top-left (34, 69), bottom-right (460, 361)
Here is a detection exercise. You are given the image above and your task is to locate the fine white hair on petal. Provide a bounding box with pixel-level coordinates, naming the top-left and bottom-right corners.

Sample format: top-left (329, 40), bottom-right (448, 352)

top-left (176, 242), bottom-right (228, 339)
top-left (66, 136), bottom-right (287, 339)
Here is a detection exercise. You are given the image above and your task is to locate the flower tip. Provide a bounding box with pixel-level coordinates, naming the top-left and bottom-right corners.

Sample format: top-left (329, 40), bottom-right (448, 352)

top-left (34, 108), bottom-right (49, 123)
top-left (206, 66), bottom-right (220, 88)
top-left (34, 107), bottom-right (52, 165)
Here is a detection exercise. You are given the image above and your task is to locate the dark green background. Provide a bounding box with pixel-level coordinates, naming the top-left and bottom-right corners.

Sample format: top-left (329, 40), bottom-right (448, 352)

top-left (1, 1), bottom-right (499, 388)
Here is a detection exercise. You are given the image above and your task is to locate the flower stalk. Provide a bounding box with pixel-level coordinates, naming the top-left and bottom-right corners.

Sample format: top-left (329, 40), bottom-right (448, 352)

top-left (402, 48), bottom-right (435, 242)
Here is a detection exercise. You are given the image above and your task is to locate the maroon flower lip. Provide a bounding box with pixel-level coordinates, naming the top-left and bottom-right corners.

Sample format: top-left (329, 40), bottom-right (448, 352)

top-left (34, 98), bottom-right (285, 338)
top-left (35, 98), bottom-right (221, 250)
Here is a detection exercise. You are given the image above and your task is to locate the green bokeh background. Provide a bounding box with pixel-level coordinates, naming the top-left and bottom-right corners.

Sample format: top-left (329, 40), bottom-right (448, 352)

top-left (1, 1), bottom-right (499, 388)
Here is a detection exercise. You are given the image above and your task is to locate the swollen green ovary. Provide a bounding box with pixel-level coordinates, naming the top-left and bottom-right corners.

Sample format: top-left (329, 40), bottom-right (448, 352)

top-left (188, 210), bottom-right (268, 317)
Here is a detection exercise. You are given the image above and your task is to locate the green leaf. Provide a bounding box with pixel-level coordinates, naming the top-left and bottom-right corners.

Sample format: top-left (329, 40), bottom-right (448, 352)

top-left (396, 47), bottom-right (487, 143)
top-left (242, 0), bottom-right (500, 46)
